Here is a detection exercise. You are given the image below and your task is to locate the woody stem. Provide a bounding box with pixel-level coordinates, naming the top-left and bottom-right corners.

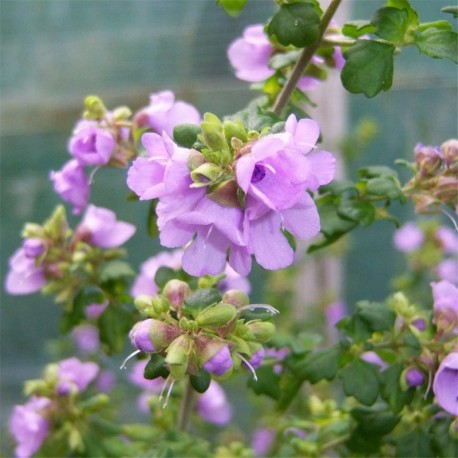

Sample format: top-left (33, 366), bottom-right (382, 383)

top-left (272, 0), bottom-right (343, 116)
top-left (178, 378), bottom-right (195, 431)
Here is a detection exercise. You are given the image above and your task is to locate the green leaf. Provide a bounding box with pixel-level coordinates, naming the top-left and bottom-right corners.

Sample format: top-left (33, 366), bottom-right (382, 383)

top-left (358, 165), bottom-right (399, 179)
top-left (386, 0), bottom-right (419, 26)
top-left (173, 123), bottom-right (201, 148)
top-left (380, 363), bottom-right (415, 413)
top-left (337, 315), bottom-right (372, 342)
top-left (154, 266), bottom-right (178, 289)
top-left (366, 176), bottom-right (404, 200)
top-left (341, 40), bottom-right (395, 97)
top-left (99, 306), bottom-right (133, 354)
top-left (216, 0), bottom-right (247, 18)
top-left (414, 26), bottom-right (458, 63)
top-left (430, 418), bottom-right (458, 457)
top-left (182, 288), bottom-right (222, 318)
top-left (395, 428), bottom-right (435, 458)
top-left (351, 406), bottom-right (400, 435)
top-left (226, 99), bottom-right (280, 132)
top-left (99, 261), bottom-right (135, 283)
top-left (267, 3), bottom-right (321, 48)
top-left (247, 365), bottom-right (281, 400)
top-left (442, 6), bottom-right (458, 18)
top-left (319, 198), bottom-right (358, 237)
top-left (371, 7), bottom-right (409, 43)
top-left (190, 369), bottom-right (211, 393)
top-left (339, 359), bottom-right (380, 405)
top-left (356, 300), bottom-right (396, 332)
top-left (342, 21), bottom-right (376, 39)
top-left (147, 200), bottom-right (158, 238)
top-left (144, 354), bottom-right (169, 379)
top-left (293, 344), bottom-right (342, 383)
top-left (338, 200), bottom-right (376, 226)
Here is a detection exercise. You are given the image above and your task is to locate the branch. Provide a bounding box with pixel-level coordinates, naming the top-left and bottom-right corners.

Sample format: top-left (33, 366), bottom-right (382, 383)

top-left (272, 0), bottom-right (343, 116)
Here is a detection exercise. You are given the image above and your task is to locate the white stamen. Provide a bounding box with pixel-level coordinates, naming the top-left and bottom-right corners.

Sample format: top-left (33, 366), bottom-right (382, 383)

top-left (162, 379), bottom-right (176, 409)
top-left (263, 162), bottom-right (277, 174)
top-left (424, 370), bottom-right (433, 400)
top-left (88, 166), bottom-right (101, 185)
top-left (119, 349), bottom-right (141, 370)
top-left (238, 304), bottom-right (280, 315)
top-left (159, 374), bottom-right (171, 402)
top-left (238, 353), bottom-right (258, 381)
top-left (441, 206), bottom-right (458, 232)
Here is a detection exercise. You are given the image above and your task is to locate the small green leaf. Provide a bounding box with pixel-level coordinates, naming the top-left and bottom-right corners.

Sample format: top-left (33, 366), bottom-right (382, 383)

top-left (144, 354), bottom-right (169, 379)
top-left (190, 369), bottom-right (211, 393)
top-left (99, 306), bottom-right (133, 354)
top-left (414, 26), bottom-right (458, 63)
top-left (338, 200), bottom-right (376, 226)
top-left (267, 3), bottom-right (321, 48)
top-left (216, 0), bottom-right (247, 18)
top-left (182, 288), bottom-right (222, 318)
top-left (173, 123), bottom-right (201, 148)
top-left (341, 40), bottom-right (395, 97)
top-left (342, 21), bottom-right (376, 39)
top-left (380, 363), bottom-right (415, 413)
top-left (371, 7), bottom-right (409, 43)
top-left (386, 0), bottom-right (419, 26)
top-left (351, 406), bottom-right (400, 435)
top-left (356, 301), bottom-right (396, 332)
top-left (442, 6), bottom-right (458, 18)
top-left (395, 428), bottom-right (435, 458)
top-left (365, 176), bottom-right (404, 200)
top-left (293, 344), bottom-right (342, 383)
top-left (247, 365), bottom-right (281, 400)
top-left (99, 261), bottom-right (135, 283)
top-left (339, 359), bottom-right (380, 405)
top-left (154, 266), bottom-right (178, 289)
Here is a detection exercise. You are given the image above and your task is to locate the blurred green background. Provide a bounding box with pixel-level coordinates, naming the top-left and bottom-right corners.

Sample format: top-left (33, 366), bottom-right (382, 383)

top-left (1, 0), bottom-right (456, 435)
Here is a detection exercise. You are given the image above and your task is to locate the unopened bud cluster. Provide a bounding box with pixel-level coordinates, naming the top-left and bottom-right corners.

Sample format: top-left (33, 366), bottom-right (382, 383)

top-left (129, 279), bottom-right (277, 381)
top-left (403, 140), bottom-right (458, 213)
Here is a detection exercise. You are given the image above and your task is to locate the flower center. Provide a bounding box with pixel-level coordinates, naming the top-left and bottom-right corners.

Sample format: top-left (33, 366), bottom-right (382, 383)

top-left (80, 134), bottom-right (97, 152)
top-left (251, 164), bottom-right (266, 184)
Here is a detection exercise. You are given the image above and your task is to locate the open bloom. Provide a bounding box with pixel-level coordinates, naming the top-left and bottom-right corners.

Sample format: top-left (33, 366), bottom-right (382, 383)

top-left (4, 247), bottom-right (46, 295)
top-left (393, 222), bottom-right (424, 252)
top-left (433, 352), bottom-right (458, 416)
top-left (197, 381), bottom-right (232, 425)
top-left (76, 204), bottom-right (136, 248)
top-left (135, 90), bottom-right (200, 137)
top-left (227, 24), bottom-right (275, 82)
top-left (431, 280), bottom-right (458, 334)
top-left (9, 396), bottom-right (52, 458)
top-left (68, 120), bottom-right (116, 166)
top-left (49, 159), bottom-right (90, 215)
top-left (57, 357), bottom-right (99, 395)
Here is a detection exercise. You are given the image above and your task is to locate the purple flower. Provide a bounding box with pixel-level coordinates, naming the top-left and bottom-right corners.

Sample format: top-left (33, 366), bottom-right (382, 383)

top-left (77, 204), bottom-right (136, 248)
top-left (251, 428), bottom-right (275, 457)
top-left (361, 351), bottom-right (387, 371)
top-left (405, 368), bottom-right (425, 387)
top-left (437, 258), bottom-right (458, 284)
top-left (49, 159), bottom-right (90, 215)
top-left (325, 301), bottom-right (347, 341)
top-left (95, 370), bottom-right (116, 393)
top-left (71, 325), bottom-right (100, 354)
top-left (433, 352), bottom-right (458, 416)
top-left (135, 90), bottom-right (200, 137)
top-left (22, 238), bottom-right (46, 259)
top-left (57, 357), bottom-right (99, 395)
top-left (227, 24), bottom-right (275, 82)
top-left (85, 301), bottom-right (109, 320)
top-left (129, 319), bottom-right (156, 353)
top-left (128, 360), bottom-right (164, 392)
top-left (203, 345), bottom-right (233, 376)
top-left (9, 396), bottom-right (52, 458)
top-left (431, 280), bottom-right (458, 333)
top-left (131, 249), bottom-right (183, 297)
top-left (245, 347), bottom-right (265, 370)
top-left (68, 120), bottom-right (116, 166)
top-left (4, 247), bottom-right (46, 295)
top-left (436, 226), bottom-right (458, 255)
top-left (393, 222), bottom-right (424, 252)
top-left (197, 380), bottom-right (232, 425)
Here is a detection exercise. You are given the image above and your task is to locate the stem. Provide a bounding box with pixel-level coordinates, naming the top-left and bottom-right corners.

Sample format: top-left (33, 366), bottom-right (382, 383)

top-left (272, 0), bottom-right (343, 116)
top-left (320, 434), bottom-right (351, 453)
top-left (177, 378), bottom-right (195, 432)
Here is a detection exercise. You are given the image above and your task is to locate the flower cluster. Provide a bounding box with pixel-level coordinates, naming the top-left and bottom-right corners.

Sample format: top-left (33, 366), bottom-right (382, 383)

top-left (403, 140), bottom-right (458, 214)
top-left (50, 91), bottom-right (200, 215)
top-left (4, 204), bottom-right (135, 300)
top-left (127, 113), bottom-right (335, 276)
top-left (123, 278), bottom-right (277, 403)
top-left (9, 357), bottom-right (103, 458)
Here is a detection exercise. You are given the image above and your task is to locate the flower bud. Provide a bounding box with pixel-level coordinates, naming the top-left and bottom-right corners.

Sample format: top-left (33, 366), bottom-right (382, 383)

top-left (414, 143), bottom-right (442, 176)
top-left (112, 106), bottom-right (132, 121)
top-left (83, 95), bottom-right (107, 120)
top-left (405, 367), bottom-right (425, 387)
top-left (134, 295), bottom-right (154, 314)
top-left (196, 303), bottom-right (237, 328)
top-left (187, 149), bottom-right (207, 171)
top-left (162, 280), bottom-right (191, 310)
top-left (441, 139), bottom-right (458, 169)
top-left (246, 321), bottom-right (275, 343)
top-left (222, 290), bottom-right (250, 308)
top-left (129, 320), bottom-right (156, 353)
top-left (173, 124), bottom-right (201, 149)
top-left (223, 119), bottom-right (247, 143)
top-left (433, 352), bottom-right (458, 416)
top-left (23, 238), bottom-right (46, 259)
top-left (165, 335), bottom-right (192, 379)
top-left (202, 345), bottom-right (233, 376)
top-left (190, 163), bottom-right (223, 187)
